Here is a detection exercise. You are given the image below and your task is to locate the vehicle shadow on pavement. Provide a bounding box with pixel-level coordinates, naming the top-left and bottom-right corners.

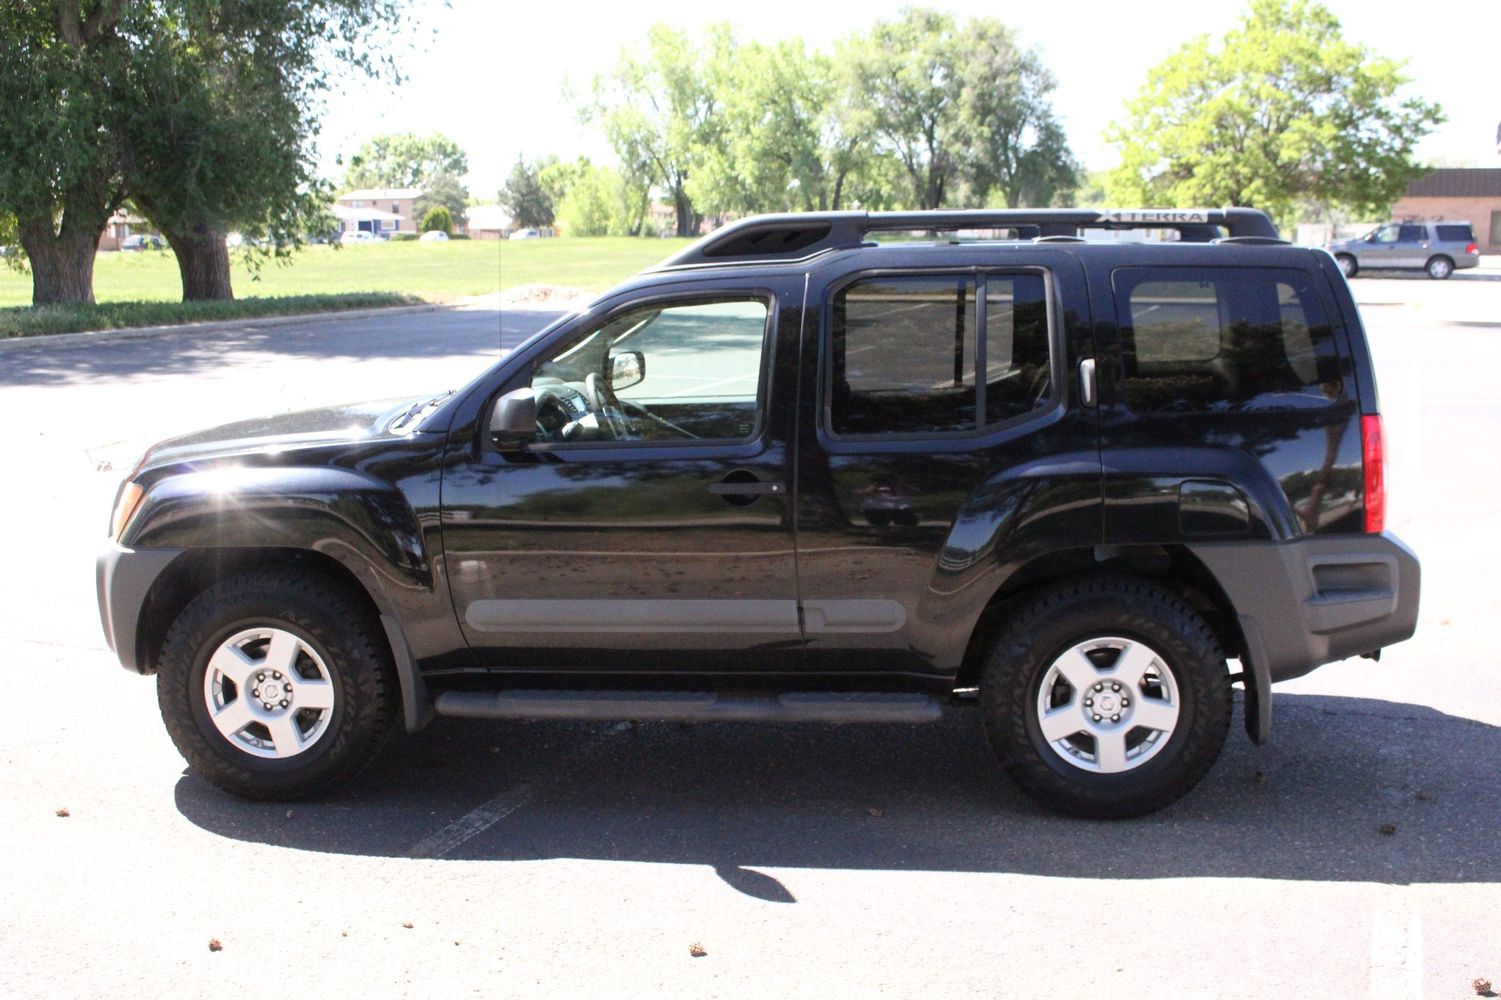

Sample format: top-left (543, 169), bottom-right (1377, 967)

top-left (0, 308), bottom-right (562, 388)
top-left (172, 693), bottom-right (1499, 896)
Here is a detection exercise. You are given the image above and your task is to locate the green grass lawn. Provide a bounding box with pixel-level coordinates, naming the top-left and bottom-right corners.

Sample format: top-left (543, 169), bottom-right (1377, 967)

top-left (0, 236), bottom-right (695, 337)
top-left (498, 236), bottom-right (693, 292)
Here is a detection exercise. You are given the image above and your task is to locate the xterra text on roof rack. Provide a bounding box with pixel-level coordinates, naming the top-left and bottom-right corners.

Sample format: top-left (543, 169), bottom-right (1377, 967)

top-left (98, 208), bottom-right (1419, 817)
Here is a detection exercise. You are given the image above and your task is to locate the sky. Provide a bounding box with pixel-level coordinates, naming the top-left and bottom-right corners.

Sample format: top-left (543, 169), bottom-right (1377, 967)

top-left (318, 0), bottom-right (1500, 201)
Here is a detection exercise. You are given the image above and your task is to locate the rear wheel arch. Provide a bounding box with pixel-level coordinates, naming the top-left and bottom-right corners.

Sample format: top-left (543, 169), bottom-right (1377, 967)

top-left (956, 545), bottom-right (1248, 690)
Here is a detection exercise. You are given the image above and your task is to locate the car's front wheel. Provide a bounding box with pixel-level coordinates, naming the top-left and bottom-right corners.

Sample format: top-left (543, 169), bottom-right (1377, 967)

top-left (980, 576), bottom-right (1232, 818)
top-left (1335, 253), bottom-right (1358, 278)
top-left (156, 570), bottom-right (397, 799)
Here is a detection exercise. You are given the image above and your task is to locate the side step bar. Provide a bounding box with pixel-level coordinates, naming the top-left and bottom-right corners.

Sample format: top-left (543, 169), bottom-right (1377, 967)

top-left (434, 690), bottom-right (944, 725)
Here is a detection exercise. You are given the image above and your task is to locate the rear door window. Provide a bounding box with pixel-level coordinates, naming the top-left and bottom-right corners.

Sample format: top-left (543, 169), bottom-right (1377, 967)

top-left (1113, 267), bottom-right (1343, 413)
top-left (828, 272), bottom-right (1051, 436)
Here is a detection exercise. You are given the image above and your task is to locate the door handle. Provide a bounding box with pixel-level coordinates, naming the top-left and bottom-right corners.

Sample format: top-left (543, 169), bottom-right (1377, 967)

top-left (1078, 358), bottom-right (1097, 407)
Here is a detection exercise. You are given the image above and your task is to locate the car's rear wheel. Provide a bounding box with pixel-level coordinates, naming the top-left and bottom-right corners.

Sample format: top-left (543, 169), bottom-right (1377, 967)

top-left (1425, 255), bottom-right (1453, 280)
top-left (980, 576), bottom-right (1232, 818)
top-left (156, 571), bottom-right (397, 800)
top-left (1335, 253), bottom-right (1358, 278)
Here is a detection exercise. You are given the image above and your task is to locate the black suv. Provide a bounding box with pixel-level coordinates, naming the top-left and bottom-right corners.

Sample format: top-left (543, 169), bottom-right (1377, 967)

top-left (97, 209), bottom-right (1419, 817)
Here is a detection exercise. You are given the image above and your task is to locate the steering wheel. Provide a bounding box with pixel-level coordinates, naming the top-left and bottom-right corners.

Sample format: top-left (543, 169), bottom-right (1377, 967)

top-left (584, 372), bottom-right (632, 439)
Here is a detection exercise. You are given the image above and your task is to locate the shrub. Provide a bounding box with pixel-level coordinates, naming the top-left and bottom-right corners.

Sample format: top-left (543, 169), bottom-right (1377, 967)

top-left (420, 205), bottom-right (454, 234)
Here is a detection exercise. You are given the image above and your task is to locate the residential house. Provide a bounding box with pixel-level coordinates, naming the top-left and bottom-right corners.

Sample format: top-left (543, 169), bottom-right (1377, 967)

top-left (465, 205), bottom-right (513, 239)
top-left (97, 208), bottom-right (154, 251)
top-left (335, 188), bottom-right (423, 236)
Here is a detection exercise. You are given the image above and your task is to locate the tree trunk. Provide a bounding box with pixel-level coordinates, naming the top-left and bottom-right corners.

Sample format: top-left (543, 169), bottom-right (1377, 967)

top-left (672, 184), bottom-right (696, 238)
top-left (165, 224), bottom-right (233, 301)
top-left (18, 213), bottom-right (103, 306)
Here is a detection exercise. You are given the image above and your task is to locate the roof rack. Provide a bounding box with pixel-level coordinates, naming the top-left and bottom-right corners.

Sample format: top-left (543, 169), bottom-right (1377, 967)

top-left (653, 208), bottom-right (1281, 269)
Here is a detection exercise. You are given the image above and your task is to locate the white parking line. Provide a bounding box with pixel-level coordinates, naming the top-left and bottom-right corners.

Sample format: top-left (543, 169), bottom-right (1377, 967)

top-left (406, 782), bottom-right (535, 859)
top-left (404, 720), bottom-right (632, 860)
top-left (1370, 892), bottom-right (1423, 1000)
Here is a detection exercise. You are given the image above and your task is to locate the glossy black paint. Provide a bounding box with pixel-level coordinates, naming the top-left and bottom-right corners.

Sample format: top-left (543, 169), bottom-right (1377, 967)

top-left (1080, 244), bottom-right (1367, 543)
top-left (122, 401), bottom-right (470, 672)
top-left (794, 248), bottom-right (1101, 677)
top-left (99, 234), bottom-right (1415, 730)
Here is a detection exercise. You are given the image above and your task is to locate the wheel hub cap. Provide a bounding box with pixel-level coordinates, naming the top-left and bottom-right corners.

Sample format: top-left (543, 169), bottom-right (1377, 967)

top-left (1034, 636), bottom-right (1181, 774)
top-left (202, 627), bottom-right (336, 759)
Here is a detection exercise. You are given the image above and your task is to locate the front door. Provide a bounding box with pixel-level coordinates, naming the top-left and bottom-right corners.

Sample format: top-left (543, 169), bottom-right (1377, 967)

top-left (793, 251), bottom-right (1101, 681)
top-left (441, 276), bottom-right (805, 676)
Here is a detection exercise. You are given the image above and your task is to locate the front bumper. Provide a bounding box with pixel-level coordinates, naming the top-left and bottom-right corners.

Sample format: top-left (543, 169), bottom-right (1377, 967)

top-left (96, 542), bottom-right (184, 673)
top-left (1191, 531), bottom-right (1420, 683)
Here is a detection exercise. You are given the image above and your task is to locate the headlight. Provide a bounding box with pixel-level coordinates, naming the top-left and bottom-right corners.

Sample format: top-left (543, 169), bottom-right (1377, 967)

top-left (109, 481), bottom-right (145, 540)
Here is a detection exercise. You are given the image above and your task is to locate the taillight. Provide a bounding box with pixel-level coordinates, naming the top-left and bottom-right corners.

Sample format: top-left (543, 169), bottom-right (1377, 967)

top-left (1361, 414), bottom-right (1384, 533)
top-left (1466, 242), bottom-right (1479, 255)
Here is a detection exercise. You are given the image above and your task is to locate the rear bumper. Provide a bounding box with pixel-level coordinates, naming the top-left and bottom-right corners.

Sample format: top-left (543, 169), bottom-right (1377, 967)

top-left (1191, 531), bottom-right (1420, 683)
top-left (96, 542), bottom-right (183, 673)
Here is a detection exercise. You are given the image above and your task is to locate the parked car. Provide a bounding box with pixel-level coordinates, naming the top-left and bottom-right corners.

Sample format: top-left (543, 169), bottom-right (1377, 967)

top-left (339, 230), bottom-right (379, 245)
top-left (419, 230), bottom-right (449, 243)
top-left (1326, 220), bottom-right (1479, 279)
top-left (120, 234), bottom-right (164, 251)
top-left (98, 208), bottom-right (1419, 817)
top-left (508, 228), bottom-right (540, 240)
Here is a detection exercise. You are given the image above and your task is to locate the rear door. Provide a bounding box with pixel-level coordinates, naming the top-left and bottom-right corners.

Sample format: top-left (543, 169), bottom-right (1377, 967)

top-left (793, 250), bottom-right (1101, 681)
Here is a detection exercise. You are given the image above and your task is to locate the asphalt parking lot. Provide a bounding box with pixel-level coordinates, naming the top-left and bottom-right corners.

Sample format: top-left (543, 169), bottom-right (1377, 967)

top-left (1, 274), bottom-right (1498, 998)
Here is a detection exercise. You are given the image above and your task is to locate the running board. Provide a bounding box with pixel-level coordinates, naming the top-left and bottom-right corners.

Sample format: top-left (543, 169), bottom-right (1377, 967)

top-left (433, 690), bottom-right (943, 725)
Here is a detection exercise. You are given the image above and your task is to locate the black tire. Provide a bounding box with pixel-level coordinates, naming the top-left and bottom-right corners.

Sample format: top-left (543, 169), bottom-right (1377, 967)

top-left (1335, 253), bottom-right (1357, 278)
top-left (156, 570), bottom-right (398, 800)
top-left (1425, 255), bottom-right (1453, 280)
top-left (980, 576), bottom-right (1232, 818)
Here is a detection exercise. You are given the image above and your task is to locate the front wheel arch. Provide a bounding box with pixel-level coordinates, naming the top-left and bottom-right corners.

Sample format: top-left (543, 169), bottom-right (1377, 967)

top-left (136, 548), bottom-right (392, 677)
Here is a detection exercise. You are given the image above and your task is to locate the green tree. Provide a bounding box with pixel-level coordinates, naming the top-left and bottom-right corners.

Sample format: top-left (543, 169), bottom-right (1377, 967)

top-left (688, 39), bottom-right (878, 215)
top-left (346, 132), bottom-right (470, 189)
top-left (955, 20), bottom-right (1077, 208)
top-left (1106, 0), bottom-right (1444, 226)
top-left (0, 2), bottom-right (131, 305)
top-left (583, 25), bottom-right (731, 237)
top-left (0, 1), bottom-right (425, 305)
top-left (547, 160), bottom-right (636, 237)
top-left (420, 205), bottom-right (453, 233)
top-left (500, 157), bottom-right (554, 229)
top-left (844, 9), bottom-right (964, 210)
top-left (124, 1), bottom-right (417, 301)
top-left (843, 9), bottom-right (1075, 211)
top-left (414, 173), bottom-right (471, 223)
top-left (346, 132), bottom-right (471, 220)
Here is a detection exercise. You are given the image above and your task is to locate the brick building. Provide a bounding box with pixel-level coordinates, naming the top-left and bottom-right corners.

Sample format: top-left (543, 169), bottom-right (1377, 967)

top-left (334, 188), bottom-right (423, 236)
top-left (1392, 168), bottom-right (1501, 252)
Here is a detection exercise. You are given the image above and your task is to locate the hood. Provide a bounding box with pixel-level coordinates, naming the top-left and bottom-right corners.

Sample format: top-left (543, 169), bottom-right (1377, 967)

top-left (135, 394), bottom-right (443, 474)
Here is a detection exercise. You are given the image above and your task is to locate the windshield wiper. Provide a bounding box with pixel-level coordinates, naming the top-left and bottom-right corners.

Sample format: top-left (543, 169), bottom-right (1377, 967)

top-left (393, 390), bottom-right (456, 430)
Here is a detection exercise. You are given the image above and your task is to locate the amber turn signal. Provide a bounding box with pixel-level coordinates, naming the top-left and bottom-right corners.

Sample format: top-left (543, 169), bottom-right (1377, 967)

top-left (110, 481), bottom-right (145, 540)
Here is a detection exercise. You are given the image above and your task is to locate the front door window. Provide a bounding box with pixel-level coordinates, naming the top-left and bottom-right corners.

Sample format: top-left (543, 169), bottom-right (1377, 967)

top-left (529, 298), bottom-right (769, 446)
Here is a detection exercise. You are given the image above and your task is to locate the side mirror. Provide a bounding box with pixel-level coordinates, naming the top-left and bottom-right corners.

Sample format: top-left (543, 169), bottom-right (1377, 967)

top-left (609, 351), bottom-right (645, 392)
top-left (489, 387), bottom-right (536, 448)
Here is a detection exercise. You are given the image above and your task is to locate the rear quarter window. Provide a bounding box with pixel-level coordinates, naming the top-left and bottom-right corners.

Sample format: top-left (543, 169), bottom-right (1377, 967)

top-left (1435, 224), bottom-right (1474, 243)
top-left (1114, 267), bottom-right (1343, 413)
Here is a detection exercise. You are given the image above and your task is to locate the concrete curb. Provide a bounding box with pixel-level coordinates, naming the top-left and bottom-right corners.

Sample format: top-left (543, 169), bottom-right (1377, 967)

top-left (0, 301), bottom-right (449, 352)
